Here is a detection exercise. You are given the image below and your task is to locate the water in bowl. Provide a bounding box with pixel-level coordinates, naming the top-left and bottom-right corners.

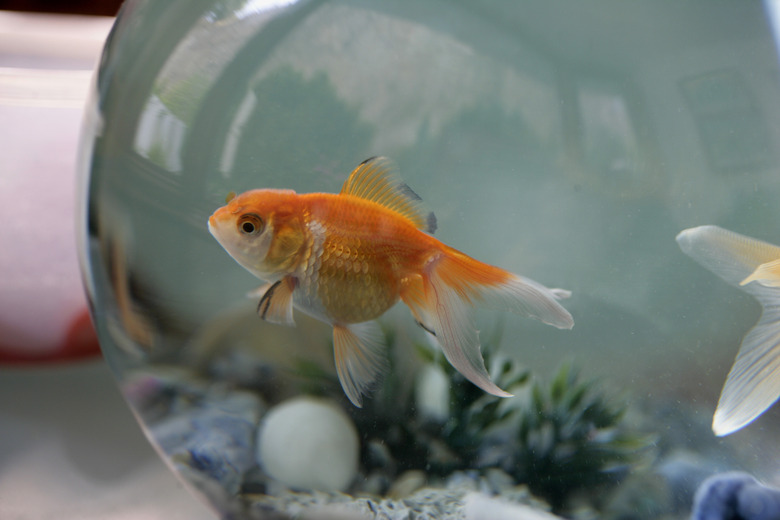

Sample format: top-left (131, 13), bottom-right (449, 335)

top-left (79, 1), bottom-right (780, 518)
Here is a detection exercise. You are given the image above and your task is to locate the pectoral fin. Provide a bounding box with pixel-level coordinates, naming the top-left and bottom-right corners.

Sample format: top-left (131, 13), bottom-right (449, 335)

top-left (333, 322), bottom-right (388, 407)
top-left (252, 278), bottom-right (296, 326)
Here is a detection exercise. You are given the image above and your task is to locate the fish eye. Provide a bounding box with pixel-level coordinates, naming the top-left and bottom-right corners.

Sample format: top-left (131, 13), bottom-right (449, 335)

top-left (238, 213), bottom-right (263, 235)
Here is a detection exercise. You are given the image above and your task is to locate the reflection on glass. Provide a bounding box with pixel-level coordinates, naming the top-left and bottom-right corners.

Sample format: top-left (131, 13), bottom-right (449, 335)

top-left (134, 95), bottom-right (187, 172)
top-left (681, 69), bottom-right (772, 173)
top-left (579, 80), bottom-right (641, 181)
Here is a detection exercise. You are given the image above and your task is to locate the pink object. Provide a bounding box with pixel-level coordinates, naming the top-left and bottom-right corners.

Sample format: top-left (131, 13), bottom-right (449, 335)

top-left (0, 13), bottom-right (111, 364)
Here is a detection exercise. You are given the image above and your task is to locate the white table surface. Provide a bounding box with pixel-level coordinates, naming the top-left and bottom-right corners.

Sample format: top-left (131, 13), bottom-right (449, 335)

top-left (0, 362), bottom-right (216, 520)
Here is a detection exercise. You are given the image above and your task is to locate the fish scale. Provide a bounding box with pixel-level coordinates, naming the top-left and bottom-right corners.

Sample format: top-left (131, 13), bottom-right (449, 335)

top-left (313, 218), bottom-right (404, 324)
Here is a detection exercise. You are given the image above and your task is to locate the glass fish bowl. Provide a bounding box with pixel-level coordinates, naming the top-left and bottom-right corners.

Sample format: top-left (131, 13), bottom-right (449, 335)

top-left (79, 1), bottom-right (780, 518)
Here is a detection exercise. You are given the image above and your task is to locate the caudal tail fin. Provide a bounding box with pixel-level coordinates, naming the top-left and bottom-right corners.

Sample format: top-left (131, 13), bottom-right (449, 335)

top-left (401, 248), bottom-right (573, 398)
top-left (676, 225), bottom-right (780, 436)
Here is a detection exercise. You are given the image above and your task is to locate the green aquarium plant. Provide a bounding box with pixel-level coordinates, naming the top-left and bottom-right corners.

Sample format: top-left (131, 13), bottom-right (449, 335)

top-left (480, 361), bottom-right (654, 510)
top-left (378, 339), bottom-right (652, 511)
top-left (292, 332), bottom-right (654, 514)
top-left (428, 352), bottom-right (653, 510)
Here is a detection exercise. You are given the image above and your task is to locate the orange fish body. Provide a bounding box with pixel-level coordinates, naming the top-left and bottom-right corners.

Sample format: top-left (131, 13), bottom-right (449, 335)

top-left (209, 157), bottom-right (573, 406)
top-left (295, 192), bottom-right (430, 324)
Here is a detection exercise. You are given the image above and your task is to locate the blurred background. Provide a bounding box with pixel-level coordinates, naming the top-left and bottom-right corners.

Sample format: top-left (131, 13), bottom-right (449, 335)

top-left (0, 2), bottom-right (214, 518)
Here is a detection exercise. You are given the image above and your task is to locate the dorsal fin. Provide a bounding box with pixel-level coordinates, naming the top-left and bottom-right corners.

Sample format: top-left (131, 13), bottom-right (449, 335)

top-left (340, 156), bottom-right (437, 233)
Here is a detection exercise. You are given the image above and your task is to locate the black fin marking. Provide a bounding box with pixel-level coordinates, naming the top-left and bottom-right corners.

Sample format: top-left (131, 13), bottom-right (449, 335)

top-left (398, 182), bottom-right (423, 202)
top-left (426, 212), bottom-right (437, 234)
top-left (416, 320), bottom-right (436, 336)
top-left (257, 280), bottom-right (282, 320)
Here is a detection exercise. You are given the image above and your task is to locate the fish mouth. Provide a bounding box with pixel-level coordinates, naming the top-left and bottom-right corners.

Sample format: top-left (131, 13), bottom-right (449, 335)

top-left (207, 214), bottom-right (218, 236)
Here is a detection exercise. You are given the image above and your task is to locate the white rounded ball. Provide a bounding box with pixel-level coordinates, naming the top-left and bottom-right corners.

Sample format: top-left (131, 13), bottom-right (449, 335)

top-left (257, 397), bottom-right (359, 492)
top-left (415, 364), bottom-right (451, 422)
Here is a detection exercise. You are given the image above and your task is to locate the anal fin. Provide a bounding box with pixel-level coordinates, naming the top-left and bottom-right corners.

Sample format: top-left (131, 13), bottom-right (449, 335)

top-left (253, 278), bottom-right (296, 326)
top-left (333, 322), bottom-right (388, 407)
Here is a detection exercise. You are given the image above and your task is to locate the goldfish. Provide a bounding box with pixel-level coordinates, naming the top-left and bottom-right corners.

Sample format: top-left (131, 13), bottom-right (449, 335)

top-left (676, 225), bottom-right (780, 436)
top-left (208, 157), bottom-right (574, 406)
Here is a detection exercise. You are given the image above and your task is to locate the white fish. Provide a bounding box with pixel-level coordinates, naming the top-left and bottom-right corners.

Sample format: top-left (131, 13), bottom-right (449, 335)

top-left (676, 225), bottom-right (780, 436)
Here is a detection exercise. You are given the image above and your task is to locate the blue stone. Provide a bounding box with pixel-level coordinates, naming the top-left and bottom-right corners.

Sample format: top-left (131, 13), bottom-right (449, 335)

top-left (691, 472), bottom-right (780, 520)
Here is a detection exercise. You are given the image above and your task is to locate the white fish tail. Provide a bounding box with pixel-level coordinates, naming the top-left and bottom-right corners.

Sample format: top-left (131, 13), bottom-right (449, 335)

top-left (401, 250), bottom-right (573, 398)
top-left (676, 225), bottom-right (780, 436)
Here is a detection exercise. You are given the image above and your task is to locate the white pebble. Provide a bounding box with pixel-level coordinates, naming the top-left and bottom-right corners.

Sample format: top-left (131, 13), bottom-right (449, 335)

top-left (415, 364), bottom-right (450, 422)
top-left (464, 492), bottom-right (565, 519)
top-left (257, 397), bottom-right (359, 492)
